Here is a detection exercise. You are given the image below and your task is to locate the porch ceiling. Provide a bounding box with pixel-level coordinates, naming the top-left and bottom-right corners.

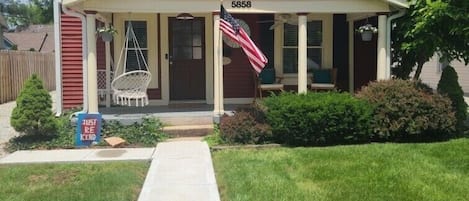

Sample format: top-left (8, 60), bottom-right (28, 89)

top-left (63, 0), bottom-right (408, 14)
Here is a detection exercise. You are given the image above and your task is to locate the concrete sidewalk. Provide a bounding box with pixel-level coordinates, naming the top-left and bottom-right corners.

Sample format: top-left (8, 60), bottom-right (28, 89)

top-left (0, 148), bottom-right (155, 164)
top-left (138, 141), bottom-right (220, 201)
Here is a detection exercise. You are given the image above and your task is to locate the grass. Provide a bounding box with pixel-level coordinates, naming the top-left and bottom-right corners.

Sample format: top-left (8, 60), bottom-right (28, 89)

top-left (213, 138), bottom-right (469, 201)
top-left (0, 161), bottom-right (149, 201)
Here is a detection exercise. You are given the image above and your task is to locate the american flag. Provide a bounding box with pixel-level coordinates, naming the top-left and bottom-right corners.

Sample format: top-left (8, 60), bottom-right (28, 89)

top-left (219, 5), bottom-right (268, 74)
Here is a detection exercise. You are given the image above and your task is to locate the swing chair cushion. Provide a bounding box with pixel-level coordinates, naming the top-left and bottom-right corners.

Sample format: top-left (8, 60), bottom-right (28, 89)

top-left (111, 70), bottom-right (152, 106)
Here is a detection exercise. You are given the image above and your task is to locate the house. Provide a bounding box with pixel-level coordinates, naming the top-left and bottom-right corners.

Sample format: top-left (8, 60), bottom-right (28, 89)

top-left (419, 55), bottom-right (469, 95)
top-left (3, 25), bottom-right (55, 52)
top-left (0, 15), bottom-right (7, 49)
top-left (54, 0), bottom-right (409, 117)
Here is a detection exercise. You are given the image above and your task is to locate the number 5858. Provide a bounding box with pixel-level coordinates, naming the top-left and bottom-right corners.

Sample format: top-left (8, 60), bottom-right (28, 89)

top-left (231, 1), bottom-right (252, 8)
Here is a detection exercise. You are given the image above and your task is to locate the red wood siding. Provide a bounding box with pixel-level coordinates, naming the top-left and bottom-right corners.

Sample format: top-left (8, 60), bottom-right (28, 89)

top-left (96, 35), bottom-right (105, 70)
top-left (61, 13), bottom-right (107, 109)
top-left (353, 17), bottom-right (377, 91)
top-left (223, 14), bottom-right (259, 98)
top-left (61, 13), bottom-right (83, 109)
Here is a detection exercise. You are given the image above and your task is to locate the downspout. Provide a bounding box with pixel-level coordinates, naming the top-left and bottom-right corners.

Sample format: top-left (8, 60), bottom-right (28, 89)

top-left (53, 0), bottom-right (63, 116)
top-left (62, 3), bottom-right (89, 113)
top-left (386, 9), bottom-right (406, 78)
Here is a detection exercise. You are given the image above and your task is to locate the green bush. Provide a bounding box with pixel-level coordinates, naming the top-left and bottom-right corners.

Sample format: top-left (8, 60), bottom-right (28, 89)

top-left (101, 117), bottom-right (167, 146)
top-left (262, 92), bottom-right (373, 146)
top-left (357, 79), bottom-right (456, 141)
top-left (7, 109), bottom-right (76, 151)
top-left (10, 74), bottom-right (57, 137)
top-left (437, 66), bottom-right (468, 134)
top-left (203, 124), bottom-right (224, 147)
top-left (220, 106), bottom-right (272, 144)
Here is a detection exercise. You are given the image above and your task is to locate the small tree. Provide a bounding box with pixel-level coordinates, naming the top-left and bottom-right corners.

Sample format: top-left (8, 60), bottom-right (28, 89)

top-left (437, 66), bottom-right (467, 134)
top-left (10, 74), bottom-right (57, 136)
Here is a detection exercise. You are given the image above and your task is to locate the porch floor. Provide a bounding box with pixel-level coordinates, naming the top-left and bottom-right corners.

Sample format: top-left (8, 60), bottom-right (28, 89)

top-left (98, 104), bottom-right (247, 126)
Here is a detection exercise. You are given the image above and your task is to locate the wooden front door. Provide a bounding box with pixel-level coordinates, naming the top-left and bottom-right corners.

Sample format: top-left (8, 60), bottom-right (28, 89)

top-left (169, 18), bottom-right (206, 100)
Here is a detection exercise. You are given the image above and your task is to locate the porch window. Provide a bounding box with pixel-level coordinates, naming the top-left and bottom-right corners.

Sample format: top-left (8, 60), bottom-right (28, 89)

top-left (283, 21), bottom-right (322, 74)
top-left (125, 21), bottom-right (148, 72)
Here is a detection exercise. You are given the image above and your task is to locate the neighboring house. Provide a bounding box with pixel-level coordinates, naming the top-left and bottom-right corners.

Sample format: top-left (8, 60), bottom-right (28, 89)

top-left (3, 25), bottom-right (55, 52)
top-left (0, 15), bottom-right (7, 49)
top-left (55, 0), bottom-right (409, 116)
top-left (419, 55), bottom-right (469, 95)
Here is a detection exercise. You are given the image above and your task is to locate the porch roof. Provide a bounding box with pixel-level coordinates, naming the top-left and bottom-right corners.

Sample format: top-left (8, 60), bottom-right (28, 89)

top-left (62, 0), bottom-right (408, 14)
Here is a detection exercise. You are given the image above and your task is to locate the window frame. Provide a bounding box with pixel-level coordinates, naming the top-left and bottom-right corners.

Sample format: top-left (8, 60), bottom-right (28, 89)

top-left (124, 20), bottom-right (149, 72)
top-left (274, 14), bottom-right (333, 80)
top-left (282, 20), bottom-right (323, 74)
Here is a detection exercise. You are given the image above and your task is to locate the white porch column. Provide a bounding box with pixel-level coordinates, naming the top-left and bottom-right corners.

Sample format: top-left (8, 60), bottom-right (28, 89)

top-left (85, 11), bottom-right (99, 113)
top-left (213, 12), bottom-right (224, 118)
top-left (377, 14), bottom-right (387, 80)
top-left (297, 13), bottom-right (308, 93)
top-left (105, 23), bottom-right (111, 108)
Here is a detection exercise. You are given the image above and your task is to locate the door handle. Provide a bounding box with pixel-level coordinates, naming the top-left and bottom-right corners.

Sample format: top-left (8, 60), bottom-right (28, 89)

top-left (166, 53), bottom-right (173, 65)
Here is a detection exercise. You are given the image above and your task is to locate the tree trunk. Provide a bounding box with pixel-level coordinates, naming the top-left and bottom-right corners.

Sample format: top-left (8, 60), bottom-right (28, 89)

top-left (413, 62), bottom-right (424, 80)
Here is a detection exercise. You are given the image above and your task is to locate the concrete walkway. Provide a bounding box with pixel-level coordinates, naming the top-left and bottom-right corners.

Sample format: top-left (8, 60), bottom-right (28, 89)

top-left (0, 148), bottom-right (155, 164)
top-left (0, 140), bottom-right (221, 201)
top-left (138, 141), bottom-right (220, 201)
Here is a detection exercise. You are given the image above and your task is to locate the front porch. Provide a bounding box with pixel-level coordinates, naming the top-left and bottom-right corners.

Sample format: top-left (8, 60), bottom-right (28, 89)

top-left (56, 0), bottom-right (408, 118)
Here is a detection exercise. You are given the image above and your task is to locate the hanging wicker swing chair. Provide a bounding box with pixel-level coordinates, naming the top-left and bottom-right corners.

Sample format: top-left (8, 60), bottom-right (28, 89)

top-left (111, 21), bottom-right (152, 107)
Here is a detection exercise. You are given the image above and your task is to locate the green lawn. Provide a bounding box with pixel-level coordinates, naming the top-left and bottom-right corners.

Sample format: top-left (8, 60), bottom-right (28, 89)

top-left (0, 161), bottom-right (149, 201)
top-left (213, 138), bottom-right (469, 201)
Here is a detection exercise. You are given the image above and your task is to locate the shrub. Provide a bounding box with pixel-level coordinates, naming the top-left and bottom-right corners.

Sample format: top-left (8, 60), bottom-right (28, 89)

top-left (437, 66), bottom-right (468, 134)
top-left (101, 117), bottom-right (167, 146)
top-left (220, 106), bottom-right (272, 144)
top-left (204, 124), bottom-right (224, 146)
top-left (262, 92), bottom-right (373, 146)
top-left (10, 74), bottom-right (57, 137)
top-left (357, 79), bottom-right (456, 141)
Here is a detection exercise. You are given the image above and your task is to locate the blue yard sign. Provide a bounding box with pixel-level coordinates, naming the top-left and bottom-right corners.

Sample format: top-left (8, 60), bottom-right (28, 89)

top-left (75, 113), bottom-right (102, 147)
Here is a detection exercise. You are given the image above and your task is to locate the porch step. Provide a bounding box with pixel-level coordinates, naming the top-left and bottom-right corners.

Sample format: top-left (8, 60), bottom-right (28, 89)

top-left (163, 125), bottom-right (214, 138)
top-left (158, 115), bottom-right (213, 126)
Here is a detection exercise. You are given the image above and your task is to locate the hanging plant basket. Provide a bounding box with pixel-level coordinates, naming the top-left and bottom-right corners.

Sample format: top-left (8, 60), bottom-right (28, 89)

top-left (97, 25), bottom-right (117, 42)
top-left (100, 32), bottom-right (114, 42)
top-left (356, 23), bottom-right (377, 42)
top-left (360, 31), bottom-right (373, 41)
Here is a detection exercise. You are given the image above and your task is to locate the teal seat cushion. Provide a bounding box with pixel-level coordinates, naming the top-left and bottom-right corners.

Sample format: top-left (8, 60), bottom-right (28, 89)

top-left (313, 69), bottom-right (331, 83)
top-left (259, 68), bottom-right (275, 84)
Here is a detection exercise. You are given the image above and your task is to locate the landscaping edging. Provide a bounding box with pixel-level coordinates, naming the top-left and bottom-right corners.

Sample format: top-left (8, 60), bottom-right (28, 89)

top-left (210, 143), bottom-right (281, 151)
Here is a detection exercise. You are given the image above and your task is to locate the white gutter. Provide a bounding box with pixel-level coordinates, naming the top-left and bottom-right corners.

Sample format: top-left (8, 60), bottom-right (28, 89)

top-left (386, 0), bottom-right (410, 9)
top-left (53, 0), bottom-right (63, 116)
top-left (62, 3), bottom-right (89, 114)
top-left (386, 9), bottom-right (406, 78)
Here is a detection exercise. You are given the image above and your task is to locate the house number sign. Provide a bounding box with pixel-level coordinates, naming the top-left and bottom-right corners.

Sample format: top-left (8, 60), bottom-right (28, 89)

top-left (231, 1), bottom-right (252, 8)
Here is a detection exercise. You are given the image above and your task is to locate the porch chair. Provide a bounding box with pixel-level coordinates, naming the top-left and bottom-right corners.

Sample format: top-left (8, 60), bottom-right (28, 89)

top-left (254, 68), bottom-right (284, 99)
top-left (310, 68), bottom-right (337, 91)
